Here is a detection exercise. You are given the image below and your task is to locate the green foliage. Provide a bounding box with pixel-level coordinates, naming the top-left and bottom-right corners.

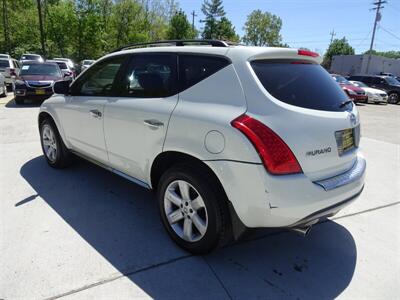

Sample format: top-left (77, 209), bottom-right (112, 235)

top-left (322, 37), bottom-right (355, 69)
top-left (167, 10), bottom-right (196, 40)
top-left (364, 50), bottom-right (400, 59)
top-left (0, 0), bottom-right (180, 61)
top-left (242, 9), bottom-right (283, 47)
top-left (201, 0), bottom-right (238, 41)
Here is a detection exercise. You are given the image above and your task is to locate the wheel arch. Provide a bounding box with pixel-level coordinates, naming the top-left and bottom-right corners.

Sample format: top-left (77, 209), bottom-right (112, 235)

top-left (38, 111), bottom-right (69, 147)
top-left (150, 150), bottom-right (246, 240)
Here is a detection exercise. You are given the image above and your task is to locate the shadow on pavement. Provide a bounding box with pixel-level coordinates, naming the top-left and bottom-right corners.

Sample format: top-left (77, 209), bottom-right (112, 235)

top-left (20, 156), bottom-right (357, 299)
top-left (5, 99), bottom-right (42, 108)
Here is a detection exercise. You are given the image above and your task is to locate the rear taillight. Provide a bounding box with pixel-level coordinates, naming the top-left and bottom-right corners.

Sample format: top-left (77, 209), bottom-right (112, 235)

top-left (9, 68), bottom-right (16, 76)
top-left (231, 115), bottom-right (302, 175)
top-left (298, 49), bottom-right (319, 58)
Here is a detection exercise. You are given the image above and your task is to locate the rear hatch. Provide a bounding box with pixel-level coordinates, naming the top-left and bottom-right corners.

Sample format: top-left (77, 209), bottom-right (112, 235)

top-left (245, 50), bottom-right (360, 180)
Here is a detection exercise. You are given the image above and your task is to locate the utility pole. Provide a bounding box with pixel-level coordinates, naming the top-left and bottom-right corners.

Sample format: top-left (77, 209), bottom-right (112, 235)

top-left (366, 0), bottom-right (386, 73)
top-left (36, 0), bottom-right (46, 57)
top-left (191, 10), bottom-right (197, 31)
top-left (329, 29), bottom-right (336, 45)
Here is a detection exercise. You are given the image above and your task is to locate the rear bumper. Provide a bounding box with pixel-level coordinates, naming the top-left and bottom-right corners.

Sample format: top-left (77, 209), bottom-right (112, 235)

top-left (349, 94), bottom-right (368, 103)
top-left (205, 153), bottom-right (366, 228)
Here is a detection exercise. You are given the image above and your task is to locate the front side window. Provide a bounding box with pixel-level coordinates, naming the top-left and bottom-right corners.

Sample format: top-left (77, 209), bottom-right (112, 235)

top-left (385, 77), bottom-right (400, 85)
top-left (119, 54), bottom-right (177, 98)
top-left (71, 56), bottom-right (125, 96)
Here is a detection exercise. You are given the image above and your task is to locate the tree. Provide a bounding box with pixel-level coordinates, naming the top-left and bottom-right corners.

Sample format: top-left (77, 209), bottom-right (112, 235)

top-left (166, 10), bottom-right (196, 40)
top-left (242, 9), bottom-right (283, 47)
top-left (201, 0), bottom-right (224, 39)
top-left (216, 17), bottom-right (239, 42)
top-left (322, 37), bottom-right (354, 69)
top-left (201, 0), bottom-right (238, 41)
top-left (364, 50), bottom-right (400, 59)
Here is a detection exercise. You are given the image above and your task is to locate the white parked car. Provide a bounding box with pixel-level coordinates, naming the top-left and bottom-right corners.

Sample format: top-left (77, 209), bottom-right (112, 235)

top-left (0, 72), bottom-right (6, 97)
top-left (20, 53), bottom-right (44, 64)
top-left (38, 40), bottom-right (366, 253)
top-left (350, 80), bottom-right (388, 104)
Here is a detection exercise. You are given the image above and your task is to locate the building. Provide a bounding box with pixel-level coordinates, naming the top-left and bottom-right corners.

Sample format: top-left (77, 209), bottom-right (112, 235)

top-left (330, 54), bottom-right (400, 76)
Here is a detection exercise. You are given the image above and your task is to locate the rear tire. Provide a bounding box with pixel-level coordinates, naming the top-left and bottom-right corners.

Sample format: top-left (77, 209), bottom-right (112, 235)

top-left (157, 165), bottom-right (231, 254)
top-left (388, 92), bottom-right (399, 104)
top-left (39, 118), bottom-right (72, 168)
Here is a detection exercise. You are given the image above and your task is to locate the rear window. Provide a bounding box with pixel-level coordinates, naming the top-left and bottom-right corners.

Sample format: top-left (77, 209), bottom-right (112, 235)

top-left (56, 62), bottom-right (68, 69)
top-left (251, 60), bottom-right (351, 112)
top-left (0, 60), bottom-right (10, 68)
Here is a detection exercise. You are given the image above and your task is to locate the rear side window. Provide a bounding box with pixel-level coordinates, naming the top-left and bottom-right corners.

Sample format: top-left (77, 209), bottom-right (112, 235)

top-left (179, 55), bottom-right (230, 92)
top-left (251, 60), bottom-right (350, 112)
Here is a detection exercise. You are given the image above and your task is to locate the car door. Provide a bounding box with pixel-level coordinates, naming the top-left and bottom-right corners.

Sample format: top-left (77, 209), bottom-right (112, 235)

top-left (62, 55), bottom-right (127, 164)
top-left (104, 53), bottom-right (178, 183)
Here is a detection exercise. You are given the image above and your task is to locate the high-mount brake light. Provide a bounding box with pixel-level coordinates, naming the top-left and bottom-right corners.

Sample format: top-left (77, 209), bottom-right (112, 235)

top-left (231, 115), bottom-right (302, 175)
top-left (298, 49), bottom-right (319, 58)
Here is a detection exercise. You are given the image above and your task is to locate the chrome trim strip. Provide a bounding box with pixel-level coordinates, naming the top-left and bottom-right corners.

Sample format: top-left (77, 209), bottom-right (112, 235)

top-left (71, 150), bottom-right (151, 189)
top-left (314, 157), bottom-right (366, 191)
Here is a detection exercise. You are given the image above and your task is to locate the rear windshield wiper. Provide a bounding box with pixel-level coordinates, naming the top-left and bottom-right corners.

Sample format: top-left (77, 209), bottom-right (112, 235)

top-left (339, 100), bottom-right (353, 108)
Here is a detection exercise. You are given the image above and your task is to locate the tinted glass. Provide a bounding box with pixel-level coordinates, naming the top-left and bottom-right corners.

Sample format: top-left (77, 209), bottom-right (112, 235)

top-left (0, 60), bottom-right (10, 68)
top-left (71, 56), bottom-right (125, 96)
top-left (119, 54), bottom-right (177, 98)
top-left (22, 55), bottom-right (40, 60)
top-left (332, 75), bottom-right (350, 84)
top-left (20, 64), bottom-right (60, 76)
top-left (348, 76), bottom-right (364, 82)
top-left (179, 55), bottom-right (230, 91)
top-left (385, 77), bottom-right (400, 85)
top-left (55, 62), bottom-right (68, 69)
top-left (251, 60), bottom-right (351, 112)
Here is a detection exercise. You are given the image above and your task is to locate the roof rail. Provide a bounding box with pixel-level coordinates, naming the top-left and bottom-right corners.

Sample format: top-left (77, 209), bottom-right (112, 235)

top-left (111, 39), bottom-right (236, 53)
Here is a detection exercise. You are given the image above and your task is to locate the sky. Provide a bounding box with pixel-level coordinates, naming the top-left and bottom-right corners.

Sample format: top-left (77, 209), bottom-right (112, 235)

top-left (179, 0), bottom-right (400, 55)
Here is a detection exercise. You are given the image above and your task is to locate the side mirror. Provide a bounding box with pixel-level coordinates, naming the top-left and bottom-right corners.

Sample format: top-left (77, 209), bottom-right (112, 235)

top-left (53, 80), bottom-right (70, 95)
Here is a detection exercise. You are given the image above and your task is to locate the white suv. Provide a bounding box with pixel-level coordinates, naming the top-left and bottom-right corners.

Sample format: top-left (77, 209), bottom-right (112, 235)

top-left (38, 40), bottom-right (366, 253)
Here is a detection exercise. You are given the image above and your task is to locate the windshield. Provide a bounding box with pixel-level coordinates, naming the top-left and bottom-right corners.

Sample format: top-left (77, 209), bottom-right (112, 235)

top-left (0, 60), bottom-right (10, 68)
top-left (332, 75), bottom-right (350, 84)
top-left (385, 77), bottom-right (400, 85)
top-left (21, 55), bottom-right (40, 61)
top-left (20, 64), bottom-right (60, 76)
top-left (351, 81), bottom-right (367, 88)
top-left (251, 60), bottom-right (351, 112)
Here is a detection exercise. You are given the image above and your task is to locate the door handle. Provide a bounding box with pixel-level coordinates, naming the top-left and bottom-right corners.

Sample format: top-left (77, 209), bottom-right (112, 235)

top-left (90, 109), bottom-right (102, 118)
top-left (144, 119), bottom-right (164, 129)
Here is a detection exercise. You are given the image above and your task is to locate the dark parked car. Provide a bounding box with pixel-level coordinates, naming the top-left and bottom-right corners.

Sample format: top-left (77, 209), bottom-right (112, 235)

top-left (331, 74), bottom-right (367, 103)
top-left (14, 62), bottom-right (66, 105)
top-left (348, 75), bottom-right (400, 104)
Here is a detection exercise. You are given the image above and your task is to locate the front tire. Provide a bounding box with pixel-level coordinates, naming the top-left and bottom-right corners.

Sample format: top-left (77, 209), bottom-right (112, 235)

top-left (157, 165), bottom-right (230, 254)
top-left (40, 118), bottom-right (72, 168)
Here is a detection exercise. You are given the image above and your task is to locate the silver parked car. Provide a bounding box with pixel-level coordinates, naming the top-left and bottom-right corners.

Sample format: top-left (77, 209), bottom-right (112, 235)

top-left (0, 72), bottom-right (7, 97)
top-left (49, 60), bottom-right (74, 79)
top-left (20, 53), bottom-right (44, 64)
top-left (81, 59), bottom-right (95, 72)
top-left (0, 58), bottom-right (21, 91)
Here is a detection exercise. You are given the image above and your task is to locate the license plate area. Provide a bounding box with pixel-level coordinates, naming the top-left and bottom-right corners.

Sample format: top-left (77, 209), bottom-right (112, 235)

top-left (35, 89), bottom-right (45, 95)
top-left (335, 125), bottom-right (360, 156)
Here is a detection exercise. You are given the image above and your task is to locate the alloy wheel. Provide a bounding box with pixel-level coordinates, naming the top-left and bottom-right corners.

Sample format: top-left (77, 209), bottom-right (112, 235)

top-left (164, 180), bottom-right (208, 242)
top-left (42, 125), bottom-right (58, 162)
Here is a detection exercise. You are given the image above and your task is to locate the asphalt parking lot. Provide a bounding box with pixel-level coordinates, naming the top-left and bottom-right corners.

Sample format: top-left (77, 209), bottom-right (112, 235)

top-left (1, 94), bottom-right (399, 300)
